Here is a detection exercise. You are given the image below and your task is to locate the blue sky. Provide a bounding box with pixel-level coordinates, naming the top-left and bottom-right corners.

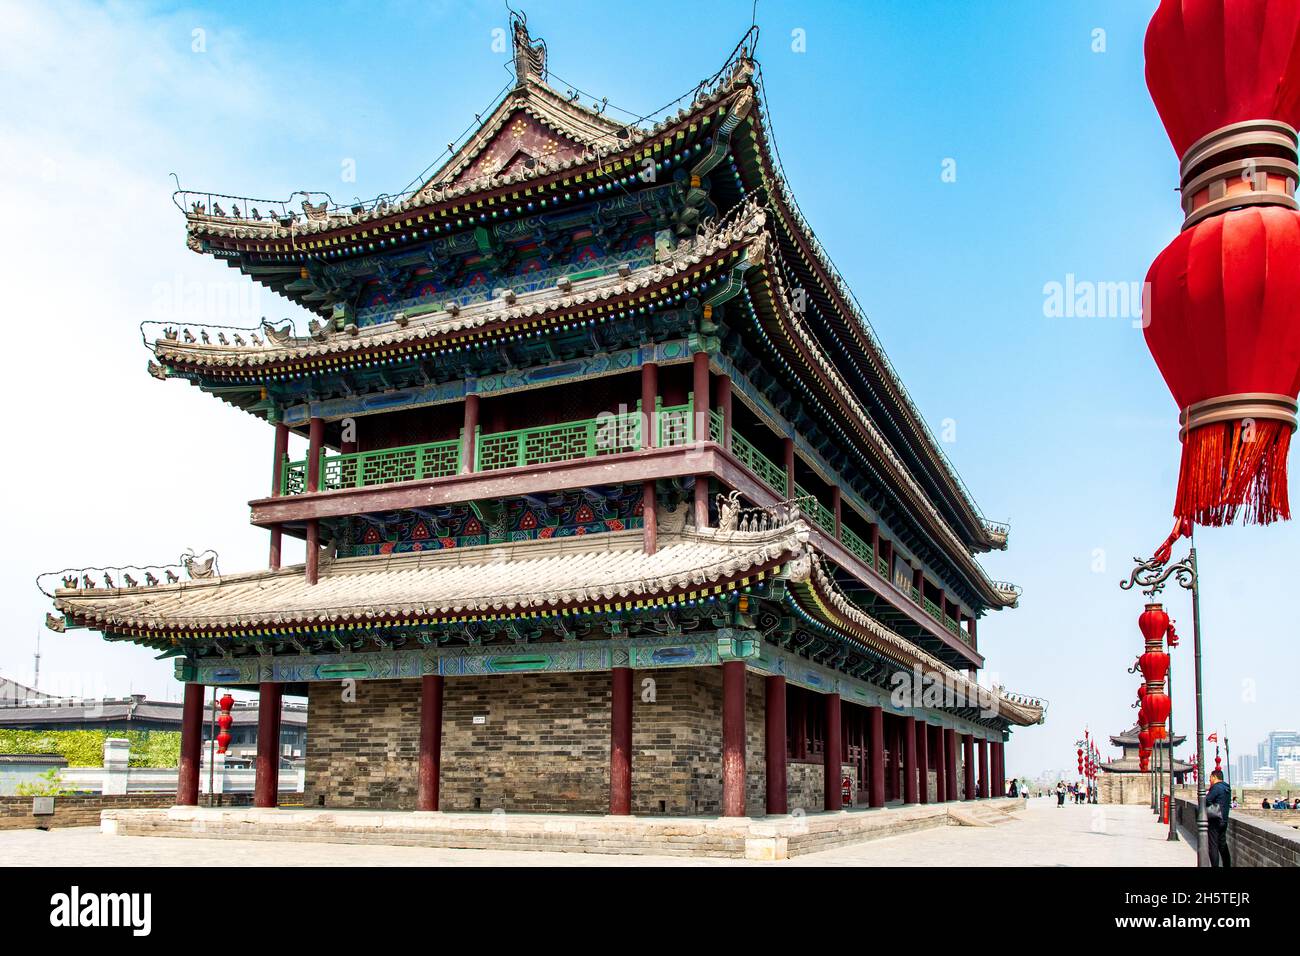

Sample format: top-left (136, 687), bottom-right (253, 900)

top-left (1, 0), bottom-right (1294, 780)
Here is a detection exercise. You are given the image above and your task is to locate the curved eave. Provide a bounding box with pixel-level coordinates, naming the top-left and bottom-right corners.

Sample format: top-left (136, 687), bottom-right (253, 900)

top-left (181, 67), bottom-right (752, 256)
top-left (786, 560), bottom-right (1042, 727)
top-left (154, 212), bottom-right (764, 383)
top-left (736, 86), bottom-right (1003, 553)
top-left (739, 259), bottom-right (1017, 609)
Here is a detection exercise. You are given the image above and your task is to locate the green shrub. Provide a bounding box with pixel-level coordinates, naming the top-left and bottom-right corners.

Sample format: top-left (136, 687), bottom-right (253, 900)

top-left (0, 729), bottom-right (182, 767)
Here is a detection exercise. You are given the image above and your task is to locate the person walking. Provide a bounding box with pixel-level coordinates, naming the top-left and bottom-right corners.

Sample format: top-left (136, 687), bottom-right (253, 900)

top-left (1056, 781), bottom-right (1065, 807)
top-left (1206, 769), bottom-right (1232, 868)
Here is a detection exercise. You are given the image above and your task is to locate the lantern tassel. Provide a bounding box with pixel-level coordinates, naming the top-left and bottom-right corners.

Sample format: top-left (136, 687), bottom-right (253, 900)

top-left (1174, 419), bottom-right (1292, 526)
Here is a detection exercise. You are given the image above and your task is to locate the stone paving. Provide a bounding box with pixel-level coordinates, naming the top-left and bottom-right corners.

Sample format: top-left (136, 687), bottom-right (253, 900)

top-left (0, 797), bottom-right (1193, 866)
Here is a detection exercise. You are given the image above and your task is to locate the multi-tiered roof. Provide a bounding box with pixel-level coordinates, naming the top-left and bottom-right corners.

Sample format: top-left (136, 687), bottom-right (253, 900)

top-left (48, 17), bottom-right (1041, 729)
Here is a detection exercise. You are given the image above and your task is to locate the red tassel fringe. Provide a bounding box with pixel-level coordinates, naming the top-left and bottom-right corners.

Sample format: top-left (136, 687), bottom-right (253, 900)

top-left (1174, 419), bottom-right (1292, 526)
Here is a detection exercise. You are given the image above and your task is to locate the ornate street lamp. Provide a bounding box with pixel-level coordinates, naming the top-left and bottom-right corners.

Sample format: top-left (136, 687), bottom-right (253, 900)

top-left (1122, 531), bottom-right (1206, 864)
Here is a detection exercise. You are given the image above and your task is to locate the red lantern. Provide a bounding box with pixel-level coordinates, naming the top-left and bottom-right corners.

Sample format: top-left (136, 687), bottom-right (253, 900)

top-left (1138, 603), bottom-right (1170, 645)
top-left (1141, 691), bottom-right (1172, 730)
top-left (1142, 0), bottom-right (1300, 526)
top-left (216, 692), bottom-right (234, 755)
top-left (1139, 650), bottom-right (1171, 685)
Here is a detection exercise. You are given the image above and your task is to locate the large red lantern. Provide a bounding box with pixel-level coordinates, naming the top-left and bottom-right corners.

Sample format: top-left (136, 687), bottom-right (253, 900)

top-left (1139, 603), bottom-right (1171, 645)
top-left (1139, 650), bottom-right (1171, 685)
top-left (1143, 0), bottom-right (1300, 526)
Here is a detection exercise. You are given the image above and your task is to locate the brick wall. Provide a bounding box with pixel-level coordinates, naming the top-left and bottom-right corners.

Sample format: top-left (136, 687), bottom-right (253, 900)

top-left (1175, 797), bottom-right (1300, 866)
top-left (0, 793), bottom-right (176, 830)
top-left (306, 669), bottom-right (847, 815)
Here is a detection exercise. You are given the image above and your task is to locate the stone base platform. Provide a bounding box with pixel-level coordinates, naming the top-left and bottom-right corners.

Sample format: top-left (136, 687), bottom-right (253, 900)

top-left (101, 799), bottom-right (1023, 860)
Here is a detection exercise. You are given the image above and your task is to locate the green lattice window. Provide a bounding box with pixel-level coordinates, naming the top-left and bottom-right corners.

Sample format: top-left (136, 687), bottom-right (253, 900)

top-left (656, 399), bottom-right (694, 447)
top-left (841, 526), bottom-right (873, 566)
top-left (731, 431), bottom-right (786, 495)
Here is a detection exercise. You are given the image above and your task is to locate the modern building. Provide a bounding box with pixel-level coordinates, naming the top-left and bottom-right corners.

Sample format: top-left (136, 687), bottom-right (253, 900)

top-left (1263, 730), bottom-right (1300, 770)
top-left (45, 15), bottom-right (1043, 818)
top-left (1254, 766), bottom-right (1278, 787)
top-left (1236, 753), bottom-right (1258, 785)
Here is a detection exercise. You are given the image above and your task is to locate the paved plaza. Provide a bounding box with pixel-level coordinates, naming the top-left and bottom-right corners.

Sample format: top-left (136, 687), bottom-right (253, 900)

top-left (0, 798), bottom-right (1193, 866)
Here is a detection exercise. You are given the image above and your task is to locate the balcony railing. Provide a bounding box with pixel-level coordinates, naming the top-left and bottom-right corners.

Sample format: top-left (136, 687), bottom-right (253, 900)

top-left (275, 400), bottom-right (977, 649)
top-left (281, 401), bottom-right (697, 494)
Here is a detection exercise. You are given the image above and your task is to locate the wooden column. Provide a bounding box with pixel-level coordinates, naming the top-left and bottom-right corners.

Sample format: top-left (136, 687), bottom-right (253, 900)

top-left (867, 705), bottom-right (885, 808)
top-left (994, 740), bottom-right (1005, 795)
top-left (641, 362), bottom-right (659, 448)
top-left (269, 423), bottom-right (289, 571)
top-left (832, 487), bottom-right (842, 539)
top-left (945, 728), bottom-right (958, 801)
top-left (963, 733), bottom-right (976, 800)
top-left (783, 437), bottom-right (795, 498)
top-left (934, 726), bottom-right (948, 801)
top-left (461, 393), bottom-right (479, 474)
top-left (915, 719), bottom-right (929, 804)
top-left (417, 675), bottom-right (444, 811)
top-left (642, 481), bottom-right (657, 555)
top-left (824, 693), bottom-right (842, 812)
top-left (176, 682), bottom-right (204, 806)
top-left (970, 615), bottom-right (978, 650)
top-left (765, 676), bottom-right (788, 815)
top-left (305, 416), bottom-right (323, 585)
top-left (253, 682), bottom-right (282, 809)
top-left (903, 715), bottom-right (918, 804)
top-left (870, 523), bottom-right (881, 572)
top-left (610, 667), bottom-right (633, 815)
top-left (693, 353), bottom-right (711, 528)
top-left (721, 660), bottom-right (746, 817)
top-left (979, 738), bottom-right (990, 799)
top-left (714, 373), bottom-right (732, 450)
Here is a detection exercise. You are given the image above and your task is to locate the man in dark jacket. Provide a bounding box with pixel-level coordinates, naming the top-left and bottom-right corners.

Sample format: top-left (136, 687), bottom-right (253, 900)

top-left (1206, 770), bottom-right (1231, 867)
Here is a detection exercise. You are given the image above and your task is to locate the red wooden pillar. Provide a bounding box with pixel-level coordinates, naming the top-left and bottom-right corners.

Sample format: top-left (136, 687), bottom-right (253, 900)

top-left (269, 422), bottom-right (289, 571)
top-left (305, 416), bottom-right (323, 585)
top-left (417, 675), bottom-right (444, 811)
top-left (934, 726), bottom-right (948, 801)
top-left (610, 667), bottom-right (633, 815)
top-left (903, 715), bottom-right (918, 804)
top-left (783, 437), bottom-right (795, 498)
top-left (253, 682), bottom-right (282, 809)
top-left (642, 481), bottom-right (657, 555)
top-left (970, 615), bottom-right (978, 649)
top-left (824, 693), bottom-right (842, 811)
top-left (713, 373), bottom-right (732, 450)
top-left (765, 676), bottom-right (788, 815)
top-left (870, 523), bottom-right (881, 571)
top-left (832, 487), bottom-right (842, 539)
top-left (994, 740), bottom-right (1005, 795)
top-left (721, 661), bottom-right (746, 816)
top-left (867, 705), bottom-right (885, 808)
top-left (641, 362), bottom-right (659, 448)
top-left (176, 682), bottom-right (204, 806)
top-left (915, 719), bottom-right (929, 804)
top-left (945, 728), bottom-right (958, 801)
top-left (692, 353), bottom-right (711, 528)
top-left (963, 733), bottom-right (976, 800)
top-left (979, 738), bottom-right (990, 799)
top-left (461, 393), bottom-right (479, 473)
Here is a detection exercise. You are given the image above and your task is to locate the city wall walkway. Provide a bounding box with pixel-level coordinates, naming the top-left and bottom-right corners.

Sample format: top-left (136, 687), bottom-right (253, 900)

top-left (0, 796), bottom-right (1194, 866)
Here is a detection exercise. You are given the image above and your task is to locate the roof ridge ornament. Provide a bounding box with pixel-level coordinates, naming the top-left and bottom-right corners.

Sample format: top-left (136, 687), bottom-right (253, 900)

top-left (511, 12), bottom-right (546, 88)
